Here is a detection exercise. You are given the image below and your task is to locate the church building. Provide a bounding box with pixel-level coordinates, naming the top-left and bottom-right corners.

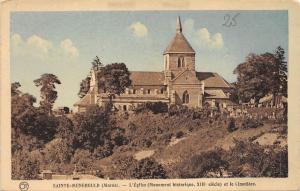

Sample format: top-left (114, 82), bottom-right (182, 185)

top-left (74, 17), bottom-right (232, 112)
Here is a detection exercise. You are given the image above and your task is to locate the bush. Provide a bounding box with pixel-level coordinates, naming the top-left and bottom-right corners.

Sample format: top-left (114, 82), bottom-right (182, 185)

top-left (12, 150), bottom-right (40, 180)
top-left (179, 148), bottom-right (228, 178)
top-left (168, 105), bottom-right (189, 116)
top-left (225, 140), bottom-right (288, 177)
top-left (160, 133), bottom-right (173, 144)
top-left (71, 149), bottom-right (95, 172)
top-left (227, 118), bottom-right (237, 132)
top-left (93, 141), bottom-right (114, 159)
top-left (128, 158), bottom-right (167, 179)
top-left (176, 131), bottom-right (184, 139)
top-left (111, 155), bottom-right (136, 179)
top-left (134, 102), bottom-right (168, 114)
top-left (241, 118), bottom-right (263, 129)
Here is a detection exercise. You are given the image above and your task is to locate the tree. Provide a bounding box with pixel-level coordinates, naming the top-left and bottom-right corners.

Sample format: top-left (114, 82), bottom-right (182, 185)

top-left (78, 56), bottom-right (103, 98)
top-left (234, 47), bottom-right (287, 104)
top-left (92, 56), bottom-right (103, 70)
top-left (34, 73), bottom-right (61, 114)
top-left (234, 52), bottom-right (276, 103)
top-left (272, 46), bottom-right (288, 97)
top-left (128, 158), bottom-right (167, 179)
top-left (72, 105), bottom-right (110, 150)
top-left (179, 149), bottom-right (229, 178)
top-left (78, 76), bottom-right (91, 98)
top-left (97, 63), bottom-right (131, 109)
top-left (12, 150), bottom-right (40, 180)
top-left (11, 82), bottom-right (21, 96)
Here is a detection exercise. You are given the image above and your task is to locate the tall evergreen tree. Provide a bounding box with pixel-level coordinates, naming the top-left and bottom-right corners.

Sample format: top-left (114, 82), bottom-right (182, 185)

top-left (34, 73), bottom-right (61, 114)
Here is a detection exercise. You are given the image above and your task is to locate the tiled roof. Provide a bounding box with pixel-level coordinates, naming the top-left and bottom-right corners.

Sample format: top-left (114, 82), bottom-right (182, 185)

top-left (163, 33), bottom-right (195, 54)
top-left (130, 71), bottom-right (165, 86)
top-left (129, 71), bottom-right (231, 88)
top-left (74, 94), bottom-right (91, 106)
top-left (204, 89), bottom-right (228, 99)
top-left (196, 72), bottom-right (231, 88)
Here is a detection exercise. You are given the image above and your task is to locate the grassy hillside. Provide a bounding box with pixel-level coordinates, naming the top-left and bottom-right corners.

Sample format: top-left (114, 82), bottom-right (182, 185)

top-left (93, 107), bottom-right (287, 179)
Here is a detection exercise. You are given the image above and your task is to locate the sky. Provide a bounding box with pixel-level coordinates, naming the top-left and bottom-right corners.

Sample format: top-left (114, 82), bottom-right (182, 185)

top-left (10, 11), bottom-right (288, 109)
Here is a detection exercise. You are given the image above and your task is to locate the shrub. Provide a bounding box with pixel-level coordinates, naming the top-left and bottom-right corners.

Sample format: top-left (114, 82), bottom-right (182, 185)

top-left (12, 150), bottom-right (40, 180)
top-left (225, 140), bottom-right (288, 177)
top-left (111, 155), bottom-right (136, 179)
top-left (134, 102), bottom-right (168, 114)
top-left (160, 133), bottom-right (173, 144)
top-left (179, 148), bottom-right (228, 178)
top-left (71, 149), bottom-right (95, 172)
top-left (128, 158), bottom-right (167, 179)
top-left (227, 118), bottom-right (237, 132)
top-left (176, 131), bottom-right (184, 139)
top-left (241, 118), bottom-right (263, 129)
top-left (93, 141), bottom-right (114, 159)
top-left (168, 105), bottom-right (189, 116)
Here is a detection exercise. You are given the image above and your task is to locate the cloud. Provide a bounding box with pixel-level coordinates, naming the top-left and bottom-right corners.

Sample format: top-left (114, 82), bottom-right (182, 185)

top-left (128, 22), bottom-right (148, 38)
top-left (27, 35), bottom-right (53, 54)
top-left (183, 19), bottom-right (224, 49)
top-left (60, 39), bottom-right (79, 57)
top-left (11, 33), bottom-right (79, 62)
top-left (197, 28), bottom-right (224, 49)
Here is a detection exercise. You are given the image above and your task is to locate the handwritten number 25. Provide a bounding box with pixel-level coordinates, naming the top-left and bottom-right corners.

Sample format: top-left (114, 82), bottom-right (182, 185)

top-left (223, 13), bottom-right (239, 27)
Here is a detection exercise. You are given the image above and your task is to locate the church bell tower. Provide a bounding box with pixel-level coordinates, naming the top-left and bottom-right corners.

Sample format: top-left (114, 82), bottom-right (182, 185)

top-left (163, 16), bottom-right (196, 81)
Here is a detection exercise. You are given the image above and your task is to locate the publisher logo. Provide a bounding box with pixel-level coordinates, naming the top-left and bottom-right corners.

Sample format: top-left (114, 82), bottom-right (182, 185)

top-left (19, 182), bottom-right (29, 191)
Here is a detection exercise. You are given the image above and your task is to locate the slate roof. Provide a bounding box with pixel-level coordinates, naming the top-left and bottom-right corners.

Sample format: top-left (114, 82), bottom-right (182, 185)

top-left (196, 72), bottom-right (231, 88)
top-left (130, 71), bottom-right (165, 86)
top-left (163, 33), bottom-right (195, 54)
top-left (74, 94), bottom-right (91, 106)
top-left (204, 89), bottom-right (228, 99)
top-left (129, 71), bottom-right (231, 88)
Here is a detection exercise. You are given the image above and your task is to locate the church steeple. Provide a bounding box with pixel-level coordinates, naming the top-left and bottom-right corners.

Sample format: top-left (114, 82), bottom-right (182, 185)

top-left (164, 16), bottom-right (196, 74)
top-left (176, 16), bottom-right (182, 33)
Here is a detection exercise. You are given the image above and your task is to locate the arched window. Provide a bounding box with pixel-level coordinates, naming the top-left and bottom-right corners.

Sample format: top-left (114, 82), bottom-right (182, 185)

top-left (181, 57), bottom-right (185, 67)
top-left (160, 88), bottom-right (164, 94)
top-left (178, 57), bottom-right (181, 67)
top-left (183, 91), bottom-right (189, 104)
top-left (177, 57), bottom-right (185, 68)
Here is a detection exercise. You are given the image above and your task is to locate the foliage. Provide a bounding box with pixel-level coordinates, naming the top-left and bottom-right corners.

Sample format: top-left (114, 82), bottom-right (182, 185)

top-left (33, 73), bottom-right (61, 113)
top-left (111, 155), bottom-right (136, 179)
top-left (12, 150), bottom-right (40, 180)
top-left (93, 141), bottom-right (114, 159)
top-left (72, 105), bottom-right (110, 150)
top-left (78, 76), bottom-right (91, 98)
top-left (234, 53), bottom-right (275, 102)
top-left (227, 118), bottom-right (237, 132)
top-left (71, 149), bottom-right (95, 172)
top-left (179, 149), bottom-right (229, 178)
top-left (128, 158), bottom-right (167, 179)
top-left (225, 140), bottom-right (288, 177)
top-left (168, 104), bottom-right (189, 116)
top-left (56, 116), bottom-right (75, 141)
top-left (11, 82), bottom-right (21, 96)
top-left (97, 63), bottom-right (131, 96)
top-left (241, 118), bottom-right (263, 129)
top-left (234, 47), bottom-right (287, 103)
top-left (175, 131), bottom-right (184, 138)
top-left (92, 56), bottom-right (103, 70)
top-left (43, 138), bottom-right (74, 164)
top-left (11, 83), bottom-right (58, 147)
top-left (134, 102), bottom-right (168, 114)
top-left (272, 46), bottom-right (288, 97)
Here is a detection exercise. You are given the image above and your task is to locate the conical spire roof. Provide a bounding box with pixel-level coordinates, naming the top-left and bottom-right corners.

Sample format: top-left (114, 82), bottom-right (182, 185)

top-left (164, 16), bottom-right (195, 54)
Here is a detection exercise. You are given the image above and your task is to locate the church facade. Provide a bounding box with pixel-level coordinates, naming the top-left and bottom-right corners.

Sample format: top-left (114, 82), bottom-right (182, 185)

top-left (74, 17), bottom-right (232, 112)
